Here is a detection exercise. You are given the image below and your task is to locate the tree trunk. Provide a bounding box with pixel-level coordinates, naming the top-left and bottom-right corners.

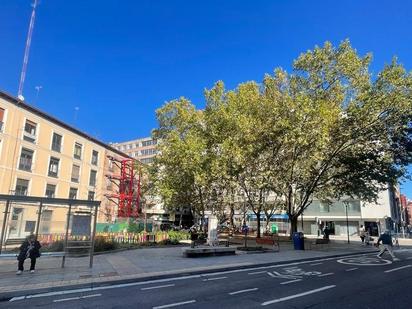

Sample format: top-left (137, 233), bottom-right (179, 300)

top-left (265, 216), bottom-right (270, 233)
top-left (290, 216), bottom-right (298, 238)
top-left (256, 212), bottom-right (262, 238)
top-left (229, 205), bottom-right (235, 228)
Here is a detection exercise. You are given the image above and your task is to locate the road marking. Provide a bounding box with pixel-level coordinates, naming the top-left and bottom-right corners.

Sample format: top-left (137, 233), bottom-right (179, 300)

top-left (141, 284), bottom-right (175, 290)
top-left (9, 252), bottom-right (376, 302)
top-left (318, 273), bottom-right (334, 277)
top-left (53, 294), bottom-right (101, 303)
top-left (345, 268), bottom-right (358, 272)
top-left (82, 294), bottom-right (102, 299)
top-left (229, 288), bottom-right (258, 295)
top-left (54, 297), bottom-right (80, 303)
top-left (267, 272), bottom-right (277, 278)
top-left (272, 271), bottom-right (300, 279)
top-left (153, 300), bottom-right (196, 309)
top-left (248, 271), bottom-right (267, 275)
top-left (337, 257), bottom-right (392, 266)
top-left (406, 257), bottom-right (412, 260)
top-left (202, 276), bottom-right (227, 281)
top-left (261, 285), bottom-right (336, 306)
top-left (384, 265), bottom-right (412, 273)
top-left (310, 263), bottom-right (323, 266)
top-left (280, 279), bottom-right (302, 285)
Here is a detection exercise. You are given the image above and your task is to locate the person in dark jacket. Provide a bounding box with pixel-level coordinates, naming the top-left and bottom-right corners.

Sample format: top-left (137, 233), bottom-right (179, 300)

top-left (16, 234), bottom-right (41, 275)
top-left (376, 230), bottom-right (399, 261)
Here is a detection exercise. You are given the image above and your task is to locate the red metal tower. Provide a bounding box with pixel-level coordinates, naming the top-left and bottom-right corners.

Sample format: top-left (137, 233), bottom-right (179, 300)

top-left (105, 156), bottom-right (140, 218)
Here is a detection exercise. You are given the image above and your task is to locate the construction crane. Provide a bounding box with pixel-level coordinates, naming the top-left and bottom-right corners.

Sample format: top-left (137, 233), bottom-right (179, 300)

top-left (18, 0), bottom-right (39, 100)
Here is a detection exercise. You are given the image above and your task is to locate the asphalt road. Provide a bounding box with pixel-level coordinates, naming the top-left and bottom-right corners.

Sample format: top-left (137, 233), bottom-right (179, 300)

top-left (3, 248), bottom-right (412, 309)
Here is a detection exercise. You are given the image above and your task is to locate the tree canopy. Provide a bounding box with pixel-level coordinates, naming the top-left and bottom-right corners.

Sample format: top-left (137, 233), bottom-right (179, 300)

top-left (151, 40), bottom-right (412, 235)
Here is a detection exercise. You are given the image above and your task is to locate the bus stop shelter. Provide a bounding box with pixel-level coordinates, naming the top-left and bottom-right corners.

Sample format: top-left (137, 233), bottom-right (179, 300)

top-left (0, 194), bottom-right (100, 268)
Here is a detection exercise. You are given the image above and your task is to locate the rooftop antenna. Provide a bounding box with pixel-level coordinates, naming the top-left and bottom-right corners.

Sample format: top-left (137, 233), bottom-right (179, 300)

top-left (18, 0), bottom-right (39, 101)
top-left (34, 85), bottom-right (42, 104)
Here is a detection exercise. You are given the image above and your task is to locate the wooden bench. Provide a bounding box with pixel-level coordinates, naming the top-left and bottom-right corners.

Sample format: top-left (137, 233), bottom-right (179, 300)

top-left (256, 237), bottom-right (280, 251)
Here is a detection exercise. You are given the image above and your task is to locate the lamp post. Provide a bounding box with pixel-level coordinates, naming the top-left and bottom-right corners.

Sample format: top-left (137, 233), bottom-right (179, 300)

top-left (344, 201), bottom-right (350, 244)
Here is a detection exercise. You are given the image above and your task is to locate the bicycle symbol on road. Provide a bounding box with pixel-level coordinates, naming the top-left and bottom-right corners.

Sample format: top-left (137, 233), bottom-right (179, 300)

top-left (268, 267), bottom-right (322, 279)
top-left (337, 256), bottom-right (392, 266)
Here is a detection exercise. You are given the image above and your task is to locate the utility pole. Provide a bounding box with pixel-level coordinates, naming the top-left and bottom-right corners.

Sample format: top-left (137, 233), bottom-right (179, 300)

top-left (18, 0), bottom-right (39, 100)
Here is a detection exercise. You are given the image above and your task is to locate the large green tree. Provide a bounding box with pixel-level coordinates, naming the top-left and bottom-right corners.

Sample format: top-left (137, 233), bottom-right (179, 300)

top-left (153, 40), bottom-right (412, 237)
top-left (262, 41), bottom-right (412, 233)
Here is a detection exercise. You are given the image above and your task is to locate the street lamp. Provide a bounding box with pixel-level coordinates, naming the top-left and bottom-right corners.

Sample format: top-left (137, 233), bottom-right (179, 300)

top-left (343, 200), bottom-right (350, 244)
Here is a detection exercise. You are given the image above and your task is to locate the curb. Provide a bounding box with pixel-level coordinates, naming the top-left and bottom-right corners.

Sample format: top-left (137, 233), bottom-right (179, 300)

top-left (0, 249), bottom-right (377, 302)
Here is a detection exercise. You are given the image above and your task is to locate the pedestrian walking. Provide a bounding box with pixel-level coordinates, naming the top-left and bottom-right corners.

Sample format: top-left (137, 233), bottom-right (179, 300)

top-left (359, 225), bottom-right (366, 245)
top-left (16, 234), bottom-right (41, 275)
top-left (376, 230), bottom-right (399, 261)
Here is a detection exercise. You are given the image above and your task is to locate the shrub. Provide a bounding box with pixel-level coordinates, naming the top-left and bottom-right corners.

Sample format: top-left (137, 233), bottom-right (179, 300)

top-left (167, 230), bottom-right (189, 242)
top-left (94, 236), bottom-right (118, 252)
top-left (42, 240), bottom-right (64, 252)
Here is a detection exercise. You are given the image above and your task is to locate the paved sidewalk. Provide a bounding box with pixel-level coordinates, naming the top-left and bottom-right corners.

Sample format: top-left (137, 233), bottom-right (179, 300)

top-left (0, 241), bottom-right (377, 298)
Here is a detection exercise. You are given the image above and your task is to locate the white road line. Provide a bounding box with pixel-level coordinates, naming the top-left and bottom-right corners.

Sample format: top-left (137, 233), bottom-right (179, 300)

top-left (53, 294), bottom-right (101, 303)
top-left (345, 268), bottom-right (358, 272)
top-left (280, 279), bottom-right (302, 285)
top-left (81, 294), bottom-right (102, 299)
top-left (406, 257), bottom-right (412, 260)
top-left (54, 297), bottom-right (80, 303)
top-left (318, 273), bottom-right (334, 277)
top-left (248, 271), bottom-right (267, 275)
top-left (202, 276), bottom-right (227, 281)
top-left (310, 263), bottom-right (323, 266)
top-left (153, 300), bottom-right (196, 309)
top-left (9, 253), bottom-right (375, 302)
top-left (141, 284), bottom-right (175, 290)
top-left (261, 285), bottom-right (336, 306)
top-left (9, 274), bottom-right (202, 302)
top-left (229, 288), bottom-right (258, 295)
top-left (384, 265), bottom-right (412, 273)
top-left (267, 272), bottom-right (277, 278)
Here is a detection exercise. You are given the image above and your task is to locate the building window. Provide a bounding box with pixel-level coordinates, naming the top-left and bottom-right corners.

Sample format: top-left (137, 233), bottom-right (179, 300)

top-left (45, 184), bottom-right (56, 198)
top-left (141, 148), bottom-right (157, 156)
top-left (48, 157), bottom-right (60, 177)
top-left (71, 164), bottom-right (80, 183)
top-left (40, 210), bottom-right (53, 233)
top-left (15, 178), bottom-right (29, 196)
top-left (106, 179), bottom-right (112, 190)
top-left (74, 143), bottom-right (82, 159)
top-left (91, 150), bottom-right (99, 165)
top-left (140, 157), bottom-right (154, 164)
top-left (25, 221), bottom-right (36, 233)
top-left (18, 148), bottom-right (34, 171)
top-left (320, 203), bottom-right (330, 213)
top-left (51, 133), bottom-right (62, 152)
top-left (89, 170), bottom-right (97, 187)
top-left (0, 107), bottom-right (4, 132)
top-left (23, 120), bottom-right (37, 143)
top-left (88, 191), bottom-right (95, 201)
top-left (69, 187), bottom-right (78, 199)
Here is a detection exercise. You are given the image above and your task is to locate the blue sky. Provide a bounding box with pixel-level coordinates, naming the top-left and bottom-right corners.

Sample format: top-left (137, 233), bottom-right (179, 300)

top-left (1, 1), bottom-right (412, 195)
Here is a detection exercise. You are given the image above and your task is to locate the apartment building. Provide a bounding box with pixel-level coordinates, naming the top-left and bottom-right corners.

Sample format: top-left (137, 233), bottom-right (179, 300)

top-left (111, 137), bottom-right (157, 164)
top-left (0, 90), bottom-right (128, 239)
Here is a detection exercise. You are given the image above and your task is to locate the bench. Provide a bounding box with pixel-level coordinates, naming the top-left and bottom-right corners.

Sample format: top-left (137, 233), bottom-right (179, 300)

top-left (182, 247), bottom-right (236, 257)
top-left (256, 237), bottom-right (280, 251)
